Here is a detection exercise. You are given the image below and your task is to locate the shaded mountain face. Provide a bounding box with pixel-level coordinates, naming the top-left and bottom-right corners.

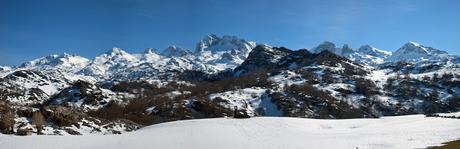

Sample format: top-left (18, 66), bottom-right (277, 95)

top-left (234, 45), bottom-right (293, 74)
top-left (1, 35), bottom-right (460, 136)
top-left (234, 45), bottom-right (365, 76)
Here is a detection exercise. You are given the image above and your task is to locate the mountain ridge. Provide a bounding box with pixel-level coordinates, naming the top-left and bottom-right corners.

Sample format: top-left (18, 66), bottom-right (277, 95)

top-left (4, 37), bottom-right (457, 70)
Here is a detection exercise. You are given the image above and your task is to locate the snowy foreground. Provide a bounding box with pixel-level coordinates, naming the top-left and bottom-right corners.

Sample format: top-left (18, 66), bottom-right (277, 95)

top-left (1, 115), bottom-right (460, 149)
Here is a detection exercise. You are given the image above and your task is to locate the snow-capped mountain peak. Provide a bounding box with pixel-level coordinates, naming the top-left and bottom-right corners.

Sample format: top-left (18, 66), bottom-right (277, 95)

top-left (357, 45), bottom-right (391, 57)
top-left (109, 47), bottom-right (124, 54)
top-left (195, 34), bottom-right (256, 54)
top-left (311, 41), bottom-right (336, 54)
top-left (387, 41), bottom-right (449, 62)
top-left (340, 44), bottom-right (354, 56)
top-left (105, 47), bottom-right (136, 59)
top-left (311, 41), bottom-right (356, 56)
top-left (402, 41), bottom-right (447, 55)
top-left (79, 47), bottom-right (139, 77)
top-left (142, 48), bottom-right (161, 62)
top-left (20, 53), bottom-right (90, 71)
top-left (401, 41), bottom-right (430, 54)
top-left (58, 53), bottom-right (91, 68)
top-left (98, 47), bottom-right (139, 63)
top-left (407, 41), bottom-right (422, 47)
top-left (310, 42), bottom-right (394, 65)
top-left (161, 45), bottom-right (191, 57)
top-left (193, 34), bottom-right (257, 71)
top-left (347, 45), bottom-right (391, 65)
top-left (143, 48), bottom-right (158, 54)
top-left (196, 34), bottom-right (219, 53)
top-left (311, 41), bottom-right (353, 56)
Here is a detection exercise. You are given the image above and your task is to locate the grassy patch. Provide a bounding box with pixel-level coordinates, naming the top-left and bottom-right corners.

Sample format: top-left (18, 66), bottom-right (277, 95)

top-left (429, 139), bottom-right (460, 149)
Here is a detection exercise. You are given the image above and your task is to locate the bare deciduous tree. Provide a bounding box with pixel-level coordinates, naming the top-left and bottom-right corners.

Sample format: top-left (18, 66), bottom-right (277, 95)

top-left (32, 111), bottom-right (46, 135)
top-left (0, 101), bottom-right (15, 134)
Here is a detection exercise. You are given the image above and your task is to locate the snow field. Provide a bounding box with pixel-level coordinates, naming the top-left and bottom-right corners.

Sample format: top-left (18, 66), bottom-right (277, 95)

top-left (1, 115), bottom-right (460, 149)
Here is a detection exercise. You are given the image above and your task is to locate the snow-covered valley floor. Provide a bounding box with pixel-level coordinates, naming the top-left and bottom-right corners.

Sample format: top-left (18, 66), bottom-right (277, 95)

top-left (1, 115), bottom-right (460, 149)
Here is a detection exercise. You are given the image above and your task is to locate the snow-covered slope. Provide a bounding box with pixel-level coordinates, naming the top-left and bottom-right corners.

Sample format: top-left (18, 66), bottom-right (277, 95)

top-left (209, 87), bottom-right (282, 116)
top-left (1, 115), bottom-right (460, 149)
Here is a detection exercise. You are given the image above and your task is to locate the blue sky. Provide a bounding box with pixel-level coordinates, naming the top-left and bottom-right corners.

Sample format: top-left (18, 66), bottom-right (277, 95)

top-left (0, 0), bottom-right (459, 66)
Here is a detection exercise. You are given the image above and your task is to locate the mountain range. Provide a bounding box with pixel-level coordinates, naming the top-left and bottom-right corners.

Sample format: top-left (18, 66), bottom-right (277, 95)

top-left (0, 34), bottom-right (459, 136)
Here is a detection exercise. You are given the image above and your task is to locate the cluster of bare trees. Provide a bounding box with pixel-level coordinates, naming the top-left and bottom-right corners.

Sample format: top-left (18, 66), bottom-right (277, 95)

top-left (0, 101), bottom-right (47, 135)
top-left (87, 69), bottom-right (277, 125)
top-left (355, 78), bottom-right (380, 97)
top-left (270, 83), bottom-right (370, 119)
